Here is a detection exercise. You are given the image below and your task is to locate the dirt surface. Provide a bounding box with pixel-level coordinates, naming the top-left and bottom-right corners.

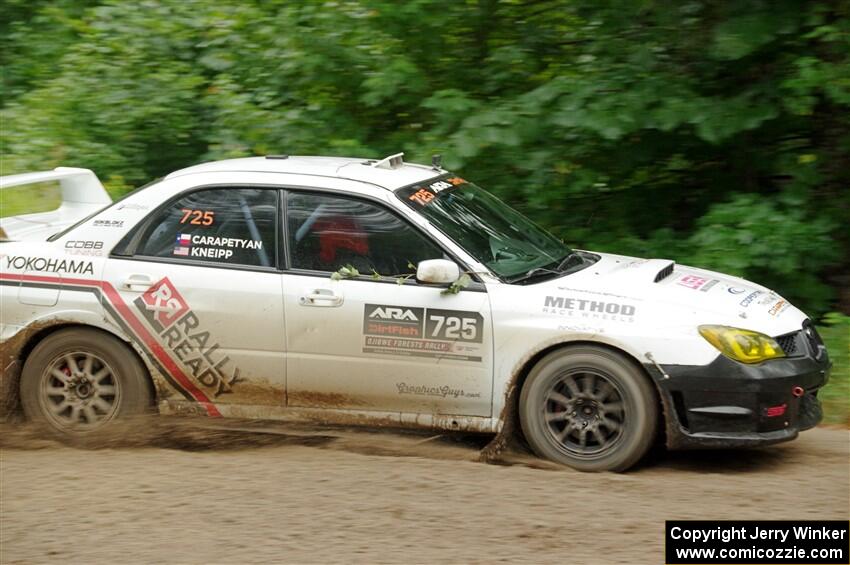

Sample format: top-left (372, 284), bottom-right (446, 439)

top-left (1, 420), bottom-right (848, 564)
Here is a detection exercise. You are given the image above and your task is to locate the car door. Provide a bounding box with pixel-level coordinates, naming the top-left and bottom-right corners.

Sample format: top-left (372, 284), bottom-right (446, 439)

top-left (283, 189), bottom-right (493, 417)
top-left (101, 187), bottom-right (286, 414)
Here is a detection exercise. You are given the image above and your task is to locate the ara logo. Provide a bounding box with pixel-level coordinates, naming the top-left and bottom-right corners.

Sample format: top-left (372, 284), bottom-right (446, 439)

top-left (368, 306), bottom-right (419, 321)
top-left (364, 304), bottom-right (425, 338)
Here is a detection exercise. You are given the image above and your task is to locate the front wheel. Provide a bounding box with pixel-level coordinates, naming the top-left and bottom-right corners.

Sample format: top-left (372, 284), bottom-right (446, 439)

top-left (519, 345), bottom-right (657, 472)
top-left (20, 328), bottom-right (152, 434)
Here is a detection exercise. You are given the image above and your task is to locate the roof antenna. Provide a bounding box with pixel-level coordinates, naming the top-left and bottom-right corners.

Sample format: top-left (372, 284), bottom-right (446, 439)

top-left (431, 154), bottom-right (442, 170)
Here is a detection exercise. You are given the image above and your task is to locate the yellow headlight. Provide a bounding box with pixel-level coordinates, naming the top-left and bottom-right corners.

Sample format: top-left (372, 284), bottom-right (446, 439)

top-left (698, 325), bottom-right (786, 364)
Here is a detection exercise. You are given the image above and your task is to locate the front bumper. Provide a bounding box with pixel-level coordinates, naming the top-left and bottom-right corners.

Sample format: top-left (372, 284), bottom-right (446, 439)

top-left (645, 345), bottom-right (831, 450)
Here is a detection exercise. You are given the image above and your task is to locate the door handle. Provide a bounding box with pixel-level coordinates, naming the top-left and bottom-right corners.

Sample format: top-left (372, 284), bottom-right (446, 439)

top-left (122, 274), bottom-right (153, 292)
top-left (299, 288), bottom-right (343, 307)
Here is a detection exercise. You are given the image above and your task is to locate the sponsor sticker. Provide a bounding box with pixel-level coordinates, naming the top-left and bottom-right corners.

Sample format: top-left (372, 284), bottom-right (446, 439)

top-left (93, 219), bottom-right (124, 228)
top-left (739, 290), bottom-right (762, 307)
top-left (677, 275), bottom-right (713, 290)
top-left (117, 202), bottom-right (148, 211)
top-left (64, 240), bottom-right (104, 256)
top-left (768, 299), bottom-right (790, 317)
top-left (727, 287), bottom-right (748, 294)
top-left (363, 305), bottom-right (425, 338)
top-left (699, 279), bottom-right (719, 292)
top-left (362, 304), bottom-right (483, 361)
top-left (401, 176), bottom-right (467, 207)
top-left (136, 278), bottom-right (190, 332)
top-left (542, 296), bottom-right (636, 323)
top-left (5, 255), bottom-right (94, 275)
top-left (396, 382), bottom-right (481, 399)
top-left (134, 277), bottom-right (244, 396)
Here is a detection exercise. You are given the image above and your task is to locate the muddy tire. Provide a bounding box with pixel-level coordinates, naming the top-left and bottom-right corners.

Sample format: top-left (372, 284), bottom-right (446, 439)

top-left (519, 345), bottom-right (657, 472)
top-left (20, 328), bottom-right (151, 434)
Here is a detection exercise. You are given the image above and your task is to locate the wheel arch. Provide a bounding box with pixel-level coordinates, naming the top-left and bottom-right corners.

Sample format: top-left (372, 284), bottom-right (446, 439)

top-left (494, 338), bottom-right (665, 452)
top-left (515, 339), bottom-right (657, 399)
top-left (3, 321), bottom-right (156, 418)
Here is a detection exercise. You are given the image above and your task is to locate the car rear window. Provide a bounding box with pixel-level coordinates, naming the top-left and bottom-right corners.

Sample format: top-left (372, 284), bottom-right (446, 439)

top-left (135, 188), bottom-right (278, 268)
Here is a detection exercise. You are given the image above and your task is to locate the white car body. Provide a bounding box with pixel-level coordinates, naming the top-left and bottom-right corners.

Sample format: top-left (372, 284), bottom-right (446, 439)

top-left (0, 155), bottom-right (830, 459)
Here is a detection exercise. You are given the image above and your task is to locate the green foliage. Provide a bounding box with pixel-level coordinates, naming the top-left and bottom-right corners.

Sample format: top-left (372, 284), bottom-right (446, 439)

top-left (330, 265), bottom-right (360, 281)
top-left (1, 0), bottom-right (848, 317)
top-left (0, 182), bottom-right (60, 218)
top-left (817, 314), bottom-right (850, 426)
top-left (442, 274), bottom-right (472, 296)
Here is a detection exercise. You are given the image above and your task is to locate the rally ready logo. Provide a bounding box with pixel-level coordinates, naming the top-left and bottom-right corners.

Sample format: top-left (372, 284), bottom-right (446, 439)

top-left (135, 277), bottom-right (189, 332)
top-left (133, 277), bottom-right (243, 396)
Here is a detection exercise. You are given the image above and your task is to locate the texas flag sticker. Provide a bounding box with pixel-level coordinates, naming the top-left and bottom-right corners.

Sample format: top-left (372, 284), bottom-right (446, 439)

top-left (176, 233), bottom-right (191, 246)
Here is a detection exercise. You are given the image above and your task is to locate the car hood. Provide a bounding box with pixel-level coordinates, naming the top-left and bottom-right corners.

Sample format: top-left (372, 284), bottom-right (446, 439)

top-left (534, 251), bottom-right (806, 337)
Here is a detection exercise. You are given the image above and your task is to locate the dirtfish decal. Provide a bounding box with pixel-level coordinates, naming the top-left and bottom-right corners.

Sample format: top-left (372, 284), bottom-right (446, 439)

top-left (364, 304), bottom-right (425, 337)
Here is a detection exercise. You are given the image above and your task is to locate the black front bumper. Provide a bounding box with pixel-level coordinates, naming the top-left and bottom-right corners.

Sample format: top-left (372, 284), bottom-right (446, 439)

top-left (645, 343), bottom-right (831, 450)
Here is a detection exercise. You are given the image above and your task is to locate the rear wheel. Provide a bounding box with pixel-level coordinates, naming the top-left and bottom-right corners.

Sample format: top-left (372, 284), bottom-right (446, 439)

top-left (519, 345), bottom-right (657, 472)
top-left (20, 328), bottom-right (151, 434)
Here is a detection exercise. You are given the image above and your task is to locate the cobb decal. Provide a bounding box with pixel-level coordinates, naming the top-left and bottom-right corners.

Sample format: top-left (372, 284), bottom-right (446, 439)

top-left (134, 278), bottom-right (244, 396)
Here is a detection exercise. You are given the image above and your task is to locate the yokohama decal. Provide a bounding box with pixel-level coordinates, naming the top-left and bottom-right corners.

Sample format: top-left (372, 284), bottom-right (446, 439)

top-left (0, 273), bottom-right (221, 417)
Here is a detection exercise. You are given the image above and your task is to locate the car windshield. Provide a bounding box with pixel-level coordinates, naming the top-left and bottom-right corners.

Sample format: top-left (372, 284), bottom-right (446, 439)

top-left (396, 175), bottom-right (573, 279)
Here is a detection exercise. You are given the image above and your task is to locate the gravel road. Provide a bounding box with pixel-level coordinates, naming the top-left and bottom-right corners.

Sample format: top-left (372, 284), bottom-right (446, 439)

top-left (1, 421), bottom-right (848, 564)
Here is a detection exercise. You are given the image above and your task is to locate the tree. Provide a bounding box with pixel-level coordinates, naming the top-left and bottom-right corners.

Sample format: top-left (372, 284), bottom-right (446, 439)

top-left (1, 0), bottom-right (847, 315)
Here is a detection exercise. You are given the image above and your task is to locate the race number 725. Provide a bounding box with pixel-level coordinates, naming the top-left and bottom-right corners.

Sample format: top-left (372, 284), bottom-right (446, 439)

top-left (180, 208), bottom-right (215, 226)
top-left (425, 309), bottom-right (484, 343)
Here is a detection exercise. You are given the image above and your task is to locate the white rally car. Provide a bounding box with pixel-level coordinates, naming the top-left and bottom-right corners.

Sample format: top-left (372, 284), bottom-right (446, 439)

top-left (0, 154), bottom-right (831, 471)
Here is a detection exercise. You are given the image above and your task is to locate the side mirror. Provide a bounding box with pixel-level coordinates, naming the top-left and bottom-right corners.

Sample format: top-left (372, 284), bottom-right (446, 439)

top-left (416, 259), bottom-right (460, 285)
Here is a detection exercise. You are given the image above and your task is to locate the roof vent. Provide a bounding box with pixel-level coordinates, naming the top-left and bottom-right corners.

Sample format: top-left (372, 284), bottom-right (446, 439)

top-left (265, 155), bottom-right (289, 160)
top-left (654, 261), bottom-right (675, 283)
top-left (371, 152), bottom-right (404, 170)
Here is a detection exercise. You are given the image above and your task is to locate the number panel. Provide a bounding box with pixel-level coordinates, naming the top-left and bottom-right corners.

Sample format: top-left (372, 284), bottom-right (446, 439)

top-left (425, 308), bottom-right (484, 343)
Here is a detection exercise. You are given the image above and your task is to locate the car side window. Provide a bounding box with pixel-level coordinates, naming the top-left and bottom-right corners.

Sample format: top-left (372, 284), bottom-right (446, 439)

top-left (136, 188), bottom-right (277, 268)
top-left (286, 191), bottom-right (444, 274)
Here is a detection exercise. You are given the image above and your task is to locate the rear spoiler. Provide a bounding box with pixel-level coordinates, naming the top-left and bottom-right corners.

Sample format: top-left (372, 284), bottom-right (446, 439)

top-left (0, 167), bottom-right (112, 241)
